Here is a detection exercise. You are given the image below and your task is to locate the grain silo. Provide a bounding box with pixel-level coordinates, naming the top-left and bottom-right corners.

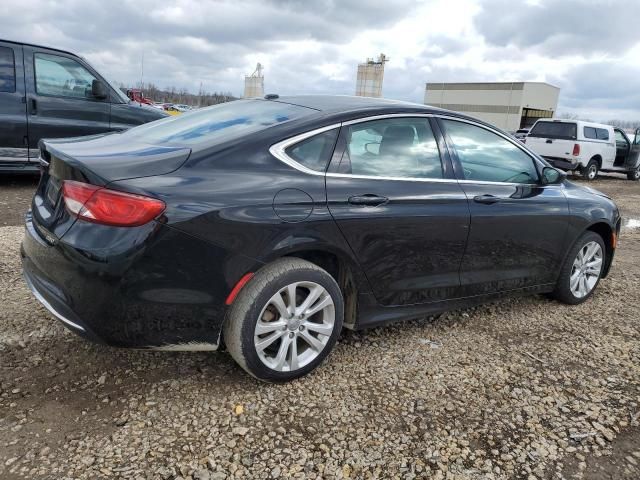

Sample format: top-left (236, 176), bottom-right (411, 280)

top-left (244, 63), bottom-right (264, 98)
top-left (355, 54), bottom-right (387, 98)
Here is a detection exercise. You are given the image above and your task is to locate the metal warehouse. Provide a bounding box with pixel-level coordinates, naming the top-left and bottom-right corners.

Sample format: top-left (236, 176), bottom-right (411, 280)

top-left (424, 81), bottom-right (560, 132)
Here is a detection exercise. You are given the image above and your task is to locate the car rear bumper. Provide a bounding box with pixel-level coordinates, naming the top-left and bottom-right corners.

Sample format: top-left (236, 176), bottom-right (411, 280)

top-left (22, 252), bottom-right (106, 344)
top-left (20, 213), bottom-right (246, 350)
top-left (544, 157), bottom-right (580, 171)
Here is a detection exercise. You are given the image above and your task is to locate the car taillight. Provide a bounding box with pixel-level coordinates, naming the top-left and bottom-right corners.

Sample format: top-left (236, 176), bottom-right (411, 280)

top-left (572, 144), bottom-right (580, 156)
top-left (62, 180), bottom-right (165, 227)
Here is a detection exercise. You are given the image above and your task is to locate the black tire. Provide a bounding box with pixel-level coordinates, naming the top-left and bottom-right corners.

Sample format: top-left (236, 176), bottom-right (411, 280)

top-left (224, 258), bottom-right (344, 382)
top-left (627, 166), bottom-right (640, 181)
top-left (552, 231), bottom-right (606, 305)
top-left (581, 158), bottom-right (599, 181)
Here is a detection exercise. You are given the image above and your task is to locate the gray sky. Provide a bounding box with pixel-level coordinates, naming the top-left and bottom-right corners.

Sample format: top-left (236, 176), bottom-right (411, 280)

top-left (2, 0), bottom-right (639, 120)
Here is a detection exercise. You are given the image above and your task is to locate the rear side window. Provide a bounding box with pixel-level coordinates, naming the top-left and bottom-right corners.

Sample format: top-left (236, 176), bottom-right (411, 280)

top-left (584, 127), bottom-right (597, 139)
top-left (286, 129), bottom-right (338, 172)
top-left (121, 100), bottom-right (314, 147)
top-left (596, 128), bottom-right (609, 140)
top-left (529, 121), bottom-right (577, 140)
top-left (0, 47), bottom-right (16, 93)
top-left (442, 119), bottom-right (538, 184)
top-left (339, 117), bottom-right (443, 179)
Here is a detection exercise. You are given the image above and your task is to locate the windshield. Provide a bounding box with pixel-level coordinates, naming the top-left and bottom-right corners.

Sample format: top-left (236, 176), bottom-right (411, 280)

top-left (529, 121), bottom-right (577, 140)
top-left (117, 99), bottom-right (315, 146)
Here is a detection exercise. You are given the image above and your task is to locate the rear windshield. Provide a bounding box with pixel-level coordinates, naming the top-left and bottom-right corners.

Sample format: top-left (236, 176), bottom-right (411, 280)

top-left (529, 121), bottom-right (577, 140)
top-left (119, 99), bottom-right (315, 147)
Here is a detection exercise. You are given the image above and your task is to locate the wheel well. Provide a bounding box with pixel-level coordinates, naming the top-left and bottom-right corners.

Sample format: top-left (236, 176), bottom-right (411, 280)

top-left (586, 222), bottom-right (614, 276)
top-left (285, 250), bottom-right (359, 328)
top-left (590, 155), bottom-right (602, 168)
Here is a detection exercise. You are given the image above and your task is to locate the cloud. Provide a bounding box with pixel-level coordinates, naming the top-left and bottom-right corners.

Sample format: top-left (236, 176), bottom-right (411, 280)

top-left (1, 0), bottom-right (639, 120)
top-left (474, 0), bottom-right (640, 57)
top-left (550, 61), bottom-right (640, 112)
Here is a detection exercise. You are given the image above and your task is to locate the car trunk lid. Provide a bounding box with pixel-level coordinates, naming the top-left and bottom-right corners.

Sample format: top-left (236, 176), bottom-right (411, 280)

top-left (31, 134), bottom-right (190, 241)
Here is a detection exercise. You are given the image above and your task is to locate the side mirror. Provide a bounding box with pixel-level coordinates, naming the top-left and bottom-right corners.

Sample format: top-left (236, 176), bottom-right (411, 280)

top-left (542, 166), bottom-right (566, 185)
top-left (91, 80), bottom-right (108, 100)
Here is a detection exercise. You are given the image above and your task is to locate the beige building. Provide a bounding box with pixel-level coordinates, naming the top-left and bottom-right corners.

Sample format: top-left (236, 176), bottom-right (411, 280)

top-left (244, 63), bottom-right (264, 98)
top-left (424, 82), bottom-right (560, 131)
top-left (355, 54), bottom-right (387, 98)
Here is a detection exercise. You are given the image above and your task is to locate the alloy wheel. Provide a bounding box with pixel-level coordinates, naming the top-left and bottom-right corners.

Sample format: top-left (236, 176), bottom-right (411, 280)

top-left (570, 241), bottom-right (603, 298)
top-left (254, 281), bottom-right (335, 372)
top-left (588, 165), bottom-right (598, 180)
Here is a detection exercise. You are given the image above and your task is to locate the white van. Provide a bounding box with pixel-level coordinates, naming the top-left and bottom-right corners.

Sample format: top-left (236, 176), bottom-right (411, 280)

top-left (526, 119), bottom-right (640, 181)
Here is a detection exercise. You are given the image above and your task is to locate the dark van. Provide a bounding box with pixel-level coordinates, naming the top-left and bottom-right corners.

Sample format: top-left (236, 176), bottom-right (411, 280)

top-left (0, 39), bottom-right (167, 173)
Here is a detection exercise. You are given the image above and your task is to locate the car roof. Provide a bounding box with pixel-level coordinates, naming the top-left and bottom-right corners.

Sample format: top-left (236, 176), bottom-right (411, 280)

top-left (534, 118), bottom-right (613, 129)
top-left (271, 94), bottom-right (437, 113)
top-left (264, 95), bottom-right (507, 136)
top-left (0, 38), bottom-right (80, 57)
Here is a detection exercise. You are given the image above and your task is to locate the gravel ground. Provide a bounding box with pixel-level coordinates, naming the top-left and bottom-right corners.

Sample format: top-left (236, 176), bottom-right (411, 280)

top-left (1, 174), bottom-right (639, 479)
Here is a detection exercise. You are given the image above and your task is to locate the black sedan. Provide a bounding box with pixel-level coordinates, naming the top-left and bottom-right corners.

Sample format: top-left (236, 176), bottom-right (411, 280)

top-left (22, 95), bottom-right (621, 382)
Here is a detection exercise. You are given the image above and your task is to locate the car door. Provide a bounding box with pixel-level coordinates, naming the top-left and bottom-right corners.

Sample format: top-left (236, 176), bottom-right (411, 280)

top-left (0, 42), bottom-right (31, 168)
top-left (625, 128), bottom-right (640, 174)
top-left (325, 116), bottom-right (470, 306)
top-left (614, 128), bottom-right (640, 172)
top-left (437, 117), bottom-right (570, 296)
top-left (22, 46), bottom-right (110, 151)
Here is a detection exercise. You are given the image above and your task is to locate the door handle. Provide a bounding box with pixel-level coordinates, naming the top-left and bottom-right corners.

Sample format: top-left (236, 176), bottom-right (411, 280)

top-left (348, 194), bottom-right (388, 206)
top-left (30, 98), bottom-right (37, 115)
top-left (545, 139), bottom-right (553, 144)
top-left (473, 194), bottom-right (501, 205)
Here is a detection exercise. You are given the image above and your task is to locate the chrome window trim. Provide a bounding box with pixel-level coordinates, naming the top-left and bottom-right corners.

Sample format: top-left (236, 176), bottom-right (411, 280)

top-left (269, 112), bottom-right (552, 187)
top-left (268, 123), bottom-right (341, 177)
top-left (341, 113), bottom-right (434, 126)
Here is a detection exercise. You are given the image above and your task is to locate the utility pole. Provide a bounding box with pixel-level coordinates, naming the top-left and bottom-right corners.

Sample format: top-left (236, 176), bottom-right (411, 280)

top-left (140, 53), bottom-right (144, 90)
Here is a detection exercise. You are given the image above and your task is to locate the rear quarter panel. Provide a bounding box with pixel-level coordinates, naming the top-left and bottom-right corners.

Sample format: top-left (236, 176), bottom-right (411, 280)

top-left (110, 135), bottom-right (372, 295)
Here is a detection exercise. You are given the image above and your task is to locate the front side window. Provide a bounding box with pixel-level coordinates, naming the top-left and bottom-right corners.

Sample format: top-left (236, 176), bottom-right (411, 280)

top-left (441, 119), bottom-right (539, 184)
top-left (34, 53), bottom-right (98, 99)
top-left (339, 118), bottom-right (443, 179)
top-left (0, 47), bottom-right (16, 93)
top-left (615, 130), bottom-right (628, 145)
top-left (286, 129), bottom-right (338, 172)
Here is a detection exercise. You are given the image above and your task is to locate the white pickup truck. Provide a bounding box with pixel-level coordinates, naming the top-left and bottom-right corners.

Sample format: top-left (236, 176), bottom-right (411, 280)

top-left (525, 119), bottom-right (640, 181)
